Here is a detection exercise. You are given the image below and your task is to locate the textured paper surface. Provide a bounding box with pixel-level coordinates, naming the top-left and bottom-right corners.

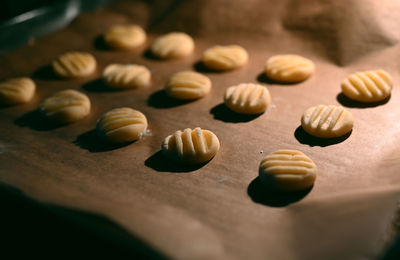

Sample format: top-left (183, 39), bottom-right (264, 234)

top-left (1, 0), bottom-right (400, 259)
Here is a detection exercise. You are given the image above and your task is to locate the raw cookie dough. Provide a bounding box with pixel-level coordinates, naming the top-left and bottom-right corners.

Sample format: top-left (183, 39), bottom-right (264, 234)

top-left (166, 71), bottom-right (211, 100)
top-left (259, 149), bottom-right (317, 192)
top-left (96, 107), bottom-right (148, 144)
top-left (104, 24), bottom-right (146, 50)
top-left (162, 127), bottom-right (220, 164)
top-left (301, 104), bottom-right (353, 138)
top-left (202, 45), bottom-right (248, 71)
top-left (150, 32), bottom-right (194, 59)
top-left (265, 54), bottom-right (315, 83)
top-left (341, 70), bottom-right (392, 102)
top-left (40, 89), bottom-right (91, 124)
top-left (224, 83), bottom-right (271, 114)
top-left (103, 64), bottom-right (151, 89)
top-left (0, 77), bottom-right (35, 105)
top-left (52, 51), bottom-right (97, 78)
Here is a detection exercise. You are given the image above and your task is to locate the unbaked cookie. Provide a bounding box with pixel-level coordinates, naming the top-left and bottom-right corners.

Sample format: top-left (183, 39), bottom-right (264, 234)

top-left (150, 32), bottom-right (194, 59)
top-left (40, 89), bottom-right (91, 124)
top-left (0, 77), bottom-right (35, 105)
top-left (96, 107), bottom-right (147, 144)
top-left (202, 45), bottom-right (248, 71)
top-left (52, 51), bottom-right (97, 78)
top-left (265, 54), bottom-right (314, 83)
top-left (162, 127), bottom-right (220, 164)
top-left (104, 24), bottom-right (146, 50)
top-left (103, 64), bottom-right (151, 89)
top-left (166, 71), bottom-right (211, 100)
top-left (224, 83), bottom-right (271, 114)
top-left (259, 149), bottom-right (317, 192)
top-left (341, 70), bottom-right (392, 102)
top-left (301, 105), bottom-right (353, 138)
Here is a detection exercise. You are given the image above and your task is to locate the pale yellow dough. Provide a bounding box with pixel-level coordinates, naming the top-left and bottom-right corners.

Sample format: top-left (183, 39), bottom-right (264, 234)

top-left (104, 24), bottom-right (146, 50)
top-left (150, 32), bottom-right (194, 59)
top-left (0, 77), bottom-right (35, 105)
top-left (341, 70), bottom-right (392, 102)
top-left (224, 83), bottom-right (271, 114)
top-left (162, 127), bottom-right (220, 164)
top-left (259, 149), bottom-right (317, 192)
top-left (96, 107), bottom-right (148, 144)
top-left (166, 71), bottom-right (211, 100)
top-left (52, 51), bottom-right (96, 78)
top-left (265, 54), bottom-right (315, 83)
top-left (40, 89), bottom-right (91, 124)
top-left (202, 45), bottom-right (248, 71)
top-left (301, 105), bottom-right (353, 138)
top-left (103, 64), bottom-right (151, 89)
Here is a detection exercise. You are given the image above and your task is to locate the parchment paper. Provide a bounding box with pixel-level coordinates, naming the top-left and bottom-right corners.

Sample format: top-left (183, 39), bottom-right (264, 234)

top-left (1, 0), bottom-right (400, 259)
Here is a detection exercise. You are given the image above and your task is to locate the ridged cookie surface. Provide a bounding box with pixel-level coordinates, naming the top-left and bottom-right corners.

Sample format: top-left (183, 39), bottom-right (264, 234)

top-left (259, 149), bottom-right (317, 192)
top-left (103, 64), bottom-right (151, 89)
top-left (162, 127), bottom-right (220, 164)
top-left (265, 54), bottom-right (314, 83)
top-left (202, 45), bottom-right (248, 71)
top-left (301, 105), bottom-right (353, 138)
top-left (341, 70), bottom-right (392, 102)
top-left (0, 77), bottom-right (35, 105)
top-left (52, 52), bottom-right (96, 78)
top-left (97, 107), bottom-right (148, 144)
top-left (224, 83), bottom-right (271, 114)
top-left (166, 71), bottom-right (211, 100)
top-left (40, 89), bottom-right (90, 124)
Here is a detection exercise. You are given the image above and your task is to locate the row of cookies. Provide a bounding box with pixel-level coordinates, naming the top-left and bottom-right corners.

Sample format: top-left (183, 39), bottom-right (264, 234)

top-left (0, 24), bottom-right (395, 193)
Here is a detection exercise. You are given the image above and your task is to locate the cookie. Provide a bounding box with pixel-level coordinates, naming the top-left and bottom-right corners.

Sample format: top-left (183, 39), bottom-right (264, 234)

top-left (265, 54), bottom-right (314, 83)
top-left (166, 71), bottom-right (211, 100)
top-left (259, 149), bottom-right (317, 192)
top-left (96, 107), bottom-right (148, 144)
top-left (0, 77), bottom-right (35, 105)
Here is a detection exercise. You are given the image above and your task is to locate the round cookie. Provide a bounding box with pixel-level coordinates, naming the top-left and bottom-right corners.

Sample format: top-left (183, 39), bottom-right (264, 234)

top-left (259, 149), bottom-right (317, 192)
top-left (341, 70), bottom-right (392, 103)
top-left (0, 77), bottom-right (35, 105)
top-left (166, 71), bottom-right (211, 100)
top-left (265, 54), bottom-right (314, 83)
top-left (202, 45), bottom-right (248, 71)
top-left (103, 64), bottom-right (151, 89)
top-left (104, 24), bottom-right (146, 50)
top-left (52, 51), bottom-right (97, 78)
top-left (40, 89), bottom-right (91, 124)
top-left (224, 83), bottom-right (271, 114)
top-left (301, 104), bottom-right (354, 138)
top-left (96, 107), bottom-right (148, 144)
top-left (150, 32), bottom-right (194, 59)
top-left (162, 127), bottom-right (220, 164)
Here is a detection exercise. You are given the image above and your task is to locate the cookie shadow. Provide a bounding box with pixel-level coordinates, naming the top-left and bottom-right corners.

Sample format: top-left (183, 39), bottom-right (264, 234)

top-left (256, 71), bottom-right (299, 85)
top-left (74, 129), bottom-right (133, 152)
top-left (142, 49), bottom-right (162, 61)
top-left (210, 103), bottom-right (262, 123)
top-left (294, 126), bottom-right (352, 147)
top-left (93, 35), bottom-right (110, 51)
top-left (193, 61), bottom-right (224, 73)
top-left (31, 64), bottom-right (60, 81)
top-left (147, 90), bottom-right (192, 108)
top-left (14, 109), bottom-right (61, 131)
top-left (247, 177), bottom-right (312, 207)
top-left (336, 93), bottom-right (391, 108)
top-left (145, 150), bottom-right (206, 173)
top-left (81, 78), bottom-right (116, 93)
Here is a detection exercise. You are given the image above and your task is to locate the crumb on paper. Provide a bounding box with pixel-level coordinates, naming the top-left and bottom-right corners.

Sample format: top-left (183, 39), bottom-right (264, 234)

top-left (217, 178), bottom-right (227, 183)
top-left (260, 150), bottom-right (264, 154)
top-left (271, 104), bottom-right (277, 109)
top-left (142, 129), bottom-right (153, 136)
